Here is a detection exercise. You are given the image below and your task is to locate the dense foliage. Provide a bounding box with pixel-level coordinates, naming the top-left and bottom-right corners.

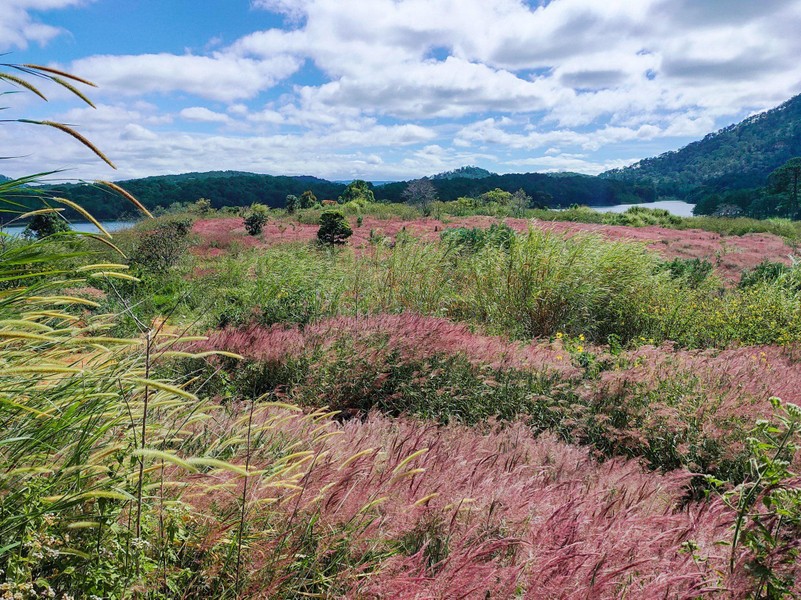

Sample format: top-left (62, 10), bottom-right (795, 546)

top-left (380, 170), bottom-right (656, 207)
top-left (317, 210), bottom-right (353, 245)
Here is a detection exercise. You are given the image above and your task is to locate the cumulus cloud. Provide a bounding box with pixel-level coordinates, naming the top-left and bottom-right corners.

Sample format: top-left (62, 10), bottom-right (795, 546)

top-left (3, 0), bottom-right (801, 180)
top-left (179, 107), bottom-right (231, 123)
top-left (509, 154), bottom-right (636, 175)
top-left (237, 0), bottom-right (801, 127)
top-left (70, 52), bottom-right (302, 102)
top-left (0, 0), bottom-right (90, 51)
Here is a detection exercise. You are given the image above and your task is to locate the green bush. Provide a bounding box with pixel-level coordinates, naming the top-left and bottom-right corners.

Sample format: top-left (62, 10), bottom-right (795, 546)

top-left (129, 217), bottom-right (192, 273)
top-left (22, 212), bottom-right (71, 239)
top-left (317, 210), bottom-right (353, 245)
top-left (244, 203), bottom-right (269, 235)
top-left (657, 257), bottom-right (715, 288)
top-left (739, 259), bottom-right (793, 289)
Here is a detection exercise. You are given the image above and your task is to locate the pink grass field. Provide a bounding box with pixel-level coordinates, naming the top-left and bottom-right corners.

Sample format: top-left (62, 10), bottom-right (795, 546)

top-left (196, 314), bottom-right (801, 475)
top-left (180, 408), bottom-right (798, 598)
top-left (191, 216), bottom-right (794, 282)
top-left (198, 314), bottom-right (800, 417)
top-left (197, 314), bottom-right (580, 377)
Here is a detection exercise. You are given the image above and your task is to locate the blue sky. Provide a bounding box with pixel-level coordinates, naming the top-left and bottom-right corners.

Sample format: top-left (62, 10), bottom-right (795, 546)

top-left (2, 0), bottom-right (801, 182)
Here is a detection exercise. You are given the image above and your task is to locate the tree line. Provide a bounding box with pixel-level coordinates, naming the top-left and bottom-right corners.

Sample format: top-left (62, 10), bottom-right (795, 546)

top-left (1, 169), bottom-right (658, 222)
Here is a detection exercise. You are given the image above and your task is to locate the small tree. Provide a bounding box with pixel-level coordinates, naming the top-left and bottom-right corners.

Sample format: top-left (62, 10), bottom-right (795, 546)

top-left (317, 210), bottom-right (353, 245)
top-left (300, 190), bottom-right (317, 208)
top-left (479, 188), bottom-right (513, 205)
top-left (23, 212), bottom-right (71, 239)
top-left (339, 180), bottom-right (375, 204)
top-left (285, 194), bottom-right (299, 214)
top-left (244, 203), bottom-right (269, 235)
top-left (130, 218), bottom-right (192, 273)
top-left (402, 177), bottom-right (438, 216)
top-left (191, 197), bottom-right (213, 215)
top-left (510, 189), bottom-right (531, 215)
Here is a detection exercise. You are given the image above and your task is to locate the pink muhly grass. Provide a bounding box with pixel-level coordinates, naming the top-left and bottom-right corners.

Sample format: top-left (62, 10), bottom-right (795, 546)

top-left (195, 313), bottom-right (580, 378)
top-left (174, 408), bottom-right (776, 598)
top-left (598, 344), bottom-right (801, 448)
top-left (195, 322), bottom-right (307, 364)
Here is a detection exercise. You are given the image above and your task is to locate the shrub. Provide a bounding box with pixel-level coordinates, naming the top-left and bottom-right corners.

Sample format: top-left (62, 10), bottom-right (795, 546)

top-left (339, 180), bottom-right (375, 204)
top-left (658, 257), bottom-right (715, 288)
top-left (244, 202), bottom-right (269, 235)
top-left (22, 212), bottom-right (71, 239)
top-left (739, 259), bottom-right (793, 289)
top-left (317, 210), bottom-right (353, 245)
top-left (300, 189), bottom-right (317, 208)
top-left (129, 217), bottom-right (192, 273)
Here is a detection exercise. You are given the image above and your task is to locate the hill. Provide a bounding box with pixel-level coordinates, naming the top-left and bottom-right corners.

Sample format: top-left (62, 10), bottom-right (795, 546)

top-left (29, 169), bottom-right (655, 220)
top-left (602, 93), bottom-right (801, 198)
top-left (42, 172), bottom-right (348, 220)
top-left (431, 166), bottom-right (495, 180)
top-left (380, 171), bottom-right (655, 206)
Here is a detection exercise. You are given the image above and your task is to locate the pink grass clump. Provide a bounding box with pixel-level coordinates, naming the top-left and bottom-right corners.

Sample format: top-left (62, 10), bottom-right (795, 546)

top-left (177, 408), bottom-right (793, 598)
top-left (196, 313), bottom-right (580, 378)
top-left (571, 343), bottom-right (801, 471)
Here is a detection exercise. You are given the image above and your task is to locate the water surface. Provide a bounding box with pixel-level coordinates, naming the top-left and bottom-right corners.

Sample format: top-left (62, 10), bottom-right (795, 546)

top-left (592, 200), bottom-right (696, 217)
top-left (0, 220), bottom-right (137, 237)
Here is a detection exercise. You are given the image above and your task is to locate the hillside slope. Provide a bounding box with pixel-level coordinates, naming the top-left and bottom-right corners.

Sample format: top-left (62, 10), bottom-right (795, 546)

top-left (602, 93), bottom-right (801, 197)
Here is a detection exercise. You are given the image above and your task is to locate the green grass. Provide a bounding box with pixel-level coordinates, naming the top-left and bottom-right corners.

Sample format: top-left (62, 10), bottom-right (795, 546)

top-left (159, 225), bottom-right (800, 348)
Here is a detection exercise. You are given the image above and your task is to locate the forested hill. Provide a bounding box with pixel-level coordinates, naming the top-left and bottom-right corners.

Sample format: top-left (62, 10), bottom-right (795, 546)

top-left (42, 172), bottom-right (348, 220)
top-left (431, 166), bottom-right (495, 180)
top-left (24, 169), bottom-right (655, 220)
top-left (379, 171), bottom-right (655, 206)
top-left (601, 93), bottom-right (801, 198)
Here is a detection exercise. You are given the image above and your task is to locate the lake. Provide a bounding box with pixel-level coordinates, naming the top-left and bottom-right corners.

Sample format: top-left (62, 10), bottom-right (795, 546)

top-left (592, 200), bottom-right (696, 217)
top-left (0, 220), bottom-right (137, 237)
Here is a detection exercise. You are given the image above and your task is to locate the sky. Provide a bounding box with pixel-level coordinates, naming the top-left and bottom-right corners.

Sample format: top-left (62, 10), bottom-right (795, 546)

top-left (2, 0), bottom-right (801, 182)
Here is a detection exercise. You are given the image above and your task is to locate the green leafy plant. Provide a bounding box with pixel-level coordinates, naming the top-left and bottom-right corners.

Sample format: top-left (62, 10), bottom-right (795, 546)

top-left (739, 260), bottom-right (794, 290)
top-left (657, 257), bottom-right (715, 288)
top-left (339, 180), bottom-right (375, 204)
top-left (708, 397), bottom-right (801, 599)
top-left (129, 217), bottom-right (192, 273)
top-left (22, 211), bottom-right (71, 239)
top-left (317, 210), bottom-right (353, 245)
top-left (244, 203), bottom-right (270, 235)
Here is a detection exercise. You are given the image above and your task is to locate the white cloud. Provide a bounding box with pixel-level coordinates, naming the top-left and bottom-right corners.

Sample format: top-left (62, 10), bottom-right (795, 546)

top-left (179, 107), bottom-right (231, 123)
top-left (0, 0), bottom-right (89, 51)
top-left (70, 52), bottom-right (302, 102)
top-left (509, 154), bottom-right (636, 175)
top-left (4, 0), bottom-right (801, 180)
top-left (238, 0), bottom-right (801, 128)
